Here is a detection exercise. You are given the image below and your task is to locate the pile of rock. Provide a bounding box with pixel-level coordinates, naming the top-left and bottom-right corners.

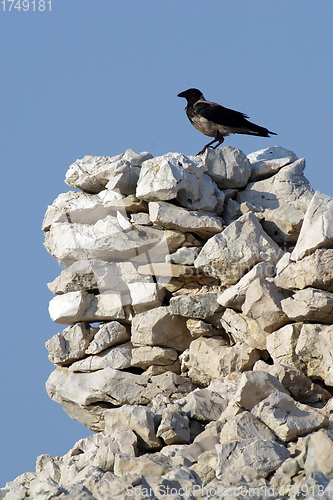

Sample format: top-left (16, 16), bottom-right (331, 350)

top-left (2, 146), bottom-right (333, 500)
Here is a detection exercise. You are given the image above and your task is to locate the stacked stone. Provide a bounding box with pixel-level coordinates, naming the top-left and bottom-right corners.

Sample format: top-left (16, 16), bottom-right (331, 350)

top-left (2, 146), bottom-right (333, 500)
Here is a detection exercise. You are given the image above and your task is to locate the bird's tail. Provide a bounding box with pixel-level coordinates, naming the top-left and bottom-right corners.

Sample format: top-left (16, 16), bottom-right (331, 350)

top-left (238, 121), bottom-right (277, 137)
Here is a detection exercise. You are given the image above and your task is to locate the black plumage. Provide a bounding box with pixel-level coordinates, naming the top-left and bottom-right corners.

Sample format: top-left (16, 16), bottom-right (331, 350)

top-left (177, 88), bottom-right (277, 155)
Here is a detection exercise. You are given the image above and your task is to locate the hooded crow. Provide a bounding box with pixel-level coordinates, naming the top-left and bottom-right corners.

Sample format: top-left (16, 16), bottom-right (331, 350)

top-left (178, 88), bottom-right (277, 155)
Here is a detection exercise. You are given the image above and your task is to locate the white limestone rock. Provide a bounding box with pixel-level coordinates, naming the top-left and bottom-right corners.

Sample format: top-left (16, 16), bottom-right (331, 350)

top-left (185, 319), bottom-right (217, 338)
top-left (65, 150), bottom-right (152, 194)
top-left (136, 152), bottom-right (219, 211)
top-left (85, 321), bottom-right (129, 355)
top-left (156, 408), bottom-right (190, 445)
top-left (201, 146), bottom-right (252, 188)
top-left (166, 247), bottom-right (201, 266)
top-left (274, 249), bottom-right (333, 292)
top-left (46, 367), bottom-right (195, 431)
top-left (182, 337), bottom-right (260, 385)
top-left (148, 201), bottom-right (223, 237)
top-left (281, 288), bottom-right (333, 323)
top-left (128, 282), bottom-right (165, 313)
top-left (194, 211), bottom-right (282, 285)
top-left (247, 146), bottom-right (298, 181)
top-left (44, 216), bottom-right (185, 267)
top-left (241, 277), bottom-right (290, 333)
top-left (48, 259), bottom-right (152, 296)
top-left (251, 391), bottom-right (329, 442)
top-left (45, 322), bottom-right (96, 366)
top-left (131, 306), bottom-right (192, 352)
top-left (215, 438), bottom-right (290, 480)
top-left (295, 323), bottom-right (333, 386)
top-left (217, 261), bottom-right (275, 310)
top-left (42, 190), bottom-right (148, 231)
top-left (180, 388), bottom-right (227, 422)
top-left (130, 212), bottom-right (151, 225)
top-left (49, 291), bottom-right (125, 325)
top-left (237, 159), bottom-right (314, 243)
top-left (113, 453), bottom-right (172, 477)
top-left (68, 342), bottom-right (133, 372)
top-left (291, 191), bottom-right (333, 261)
top-left (104, 405), bottom-right (161, 450)
top-left (253, 360), bottom-right (332, 405)
top-left (130, 346), bottom-right (178, 369)
top-left (219, 411), bottom-right (276, 444)
top-left (266, 322), bottom-right (304, 372)
top-left (220, 308), bottom-right (268, 350)
top-left (223, 197), bottom-right (242, 225)
top-left (303, 430), bottom-right (333, 479)
top-left (169, 292), bottom-right (223, 321)
top-left (233, 370), bottom-right (289, 410)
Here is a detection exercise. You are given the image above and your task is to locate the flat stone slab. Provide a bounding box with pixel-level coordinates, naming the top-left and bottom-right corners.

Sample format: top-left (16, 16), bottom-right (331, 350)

top-left (149, 201), bottom-right (223, 237)
top-left (251, 391), bottom-right (329, 441)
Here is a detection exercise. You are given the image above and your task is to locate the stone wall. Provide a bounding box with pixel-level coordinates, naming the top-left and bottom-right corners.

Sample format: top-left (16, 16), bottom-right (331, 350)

top-left (2, 146), bottom-right (333, 500)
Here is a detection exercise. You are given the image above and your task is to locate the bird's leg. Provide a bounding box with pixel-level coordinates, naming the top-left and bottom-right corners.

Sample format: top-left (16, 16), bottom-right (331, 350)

top-left (196, 138), bottom-right (218, 156)
top-left (212, 137), bottom-right (224, 149)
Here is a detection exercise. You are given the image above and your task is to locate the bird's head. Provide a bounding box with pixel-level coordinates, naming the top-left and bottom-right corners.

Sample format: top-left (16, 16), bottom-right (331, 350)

top-left (177, 88), bottom-right (205, 105)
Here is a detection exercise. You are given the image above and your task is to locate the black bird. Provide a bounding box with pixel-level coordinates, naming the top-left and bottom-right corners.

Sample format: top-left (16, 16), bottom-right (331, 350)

top-left (177, 88), bottom-right (277, 155)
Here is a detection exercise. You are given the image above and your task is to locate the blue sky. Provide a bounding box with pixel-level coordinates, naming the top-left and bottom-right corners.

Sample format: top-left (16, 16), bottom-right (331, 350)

top-left (1, 0), bottom-right (332, 486)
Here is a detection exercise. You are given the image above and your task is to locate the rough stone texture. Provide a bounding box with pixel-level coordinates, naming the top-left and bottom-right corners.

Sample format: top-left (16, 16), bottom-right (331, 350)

top-left (295, 323), bottom-right (333, 386)
top-left (237, 158), bottom-right (314, 243)
top-left (247, 146), bottom-right (298, 181)
top-left (169, 292), bottom-right (223, 321)
top-left (166, 246), bottom-right (201, 266)
top-left (291, 191), bottom-right (333, 261)
top-left (85, 321), bottom-right (129, 355)
top-left (45, 322), bottom-right (96, 366)
top-left (136, 152), bottom-right (219, 211)
top-left (266, 322), bottom-right (303, 368)
top-left (215, 438), bottom-right (290, 480)
top-left (68, 342), bottom-right (133, 372)
top-left (46, 367), bottom-right (195, 432)
top-left (182, 337), bottom-right (260, 385)
top-left (48, 291), bottom-right (125, 324)
top-left (202, 146), bottom-right (252, 189)
top-left (217, 261), bottom-right (275, 310)
top-left (65, 150), bottom-right (152, 194)
top-left (180, 388), bottom-right (227, 422)
top-left (44, 216), bottom-right (184, 268)
top-left (131, 306), bottom-right (192, 352)
top-left (233, 370), bottom-right (290, 410)
top-left (148, 201), bottom-right (223, 237)
top-left (303, 430), bottom-right (333, 479)
top-left (194, 211), bottom-right (282, 285)
top-left (185, 319), bottom-right (217, 338)
top-left (42, 189), bottom-right (148, 231)
top-left (274, 249), bottom-right (333, 292)
top-left (220, 308), bottom-right (267, 350)
top-left (48, 259), bottom-right (152, 296)
top-left (130, 346), bottom-right (178, 369)
top-left (127, 282), bottom-right (165, 313)
top-left (281, 288), bottom-right (333, 323)
top-left (254, 360), bottom-right (332, 405)
top-left (219, 411), bottom-right (276, 444)
top-left (156, 409), bottom-right (190, 445)
top-left (242, 277), bottom-right (290, 333)
top-left (252, 391), bottom-right (329, 441)
top-left (104, 405), bottom-right (161, 450)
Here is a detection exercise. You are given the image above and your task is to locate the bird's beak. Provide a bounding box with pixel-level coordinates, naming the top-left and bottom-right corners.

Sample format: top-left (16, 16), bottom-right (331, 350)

top-left (177, 91), bottom-right (187, 98)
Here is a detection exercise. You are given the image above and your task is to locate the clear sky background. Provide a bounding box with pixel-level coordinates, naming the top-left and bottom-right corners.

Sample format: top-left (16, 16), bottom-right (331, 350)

top-left (1, 0), bottom-right (332, 486)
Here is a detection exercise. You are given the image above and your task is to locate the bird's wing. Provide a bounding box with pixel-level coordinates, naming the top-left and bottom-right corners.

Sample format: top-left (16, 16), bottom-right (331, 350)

top-left (194, 100), bottom-right (250, 127)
